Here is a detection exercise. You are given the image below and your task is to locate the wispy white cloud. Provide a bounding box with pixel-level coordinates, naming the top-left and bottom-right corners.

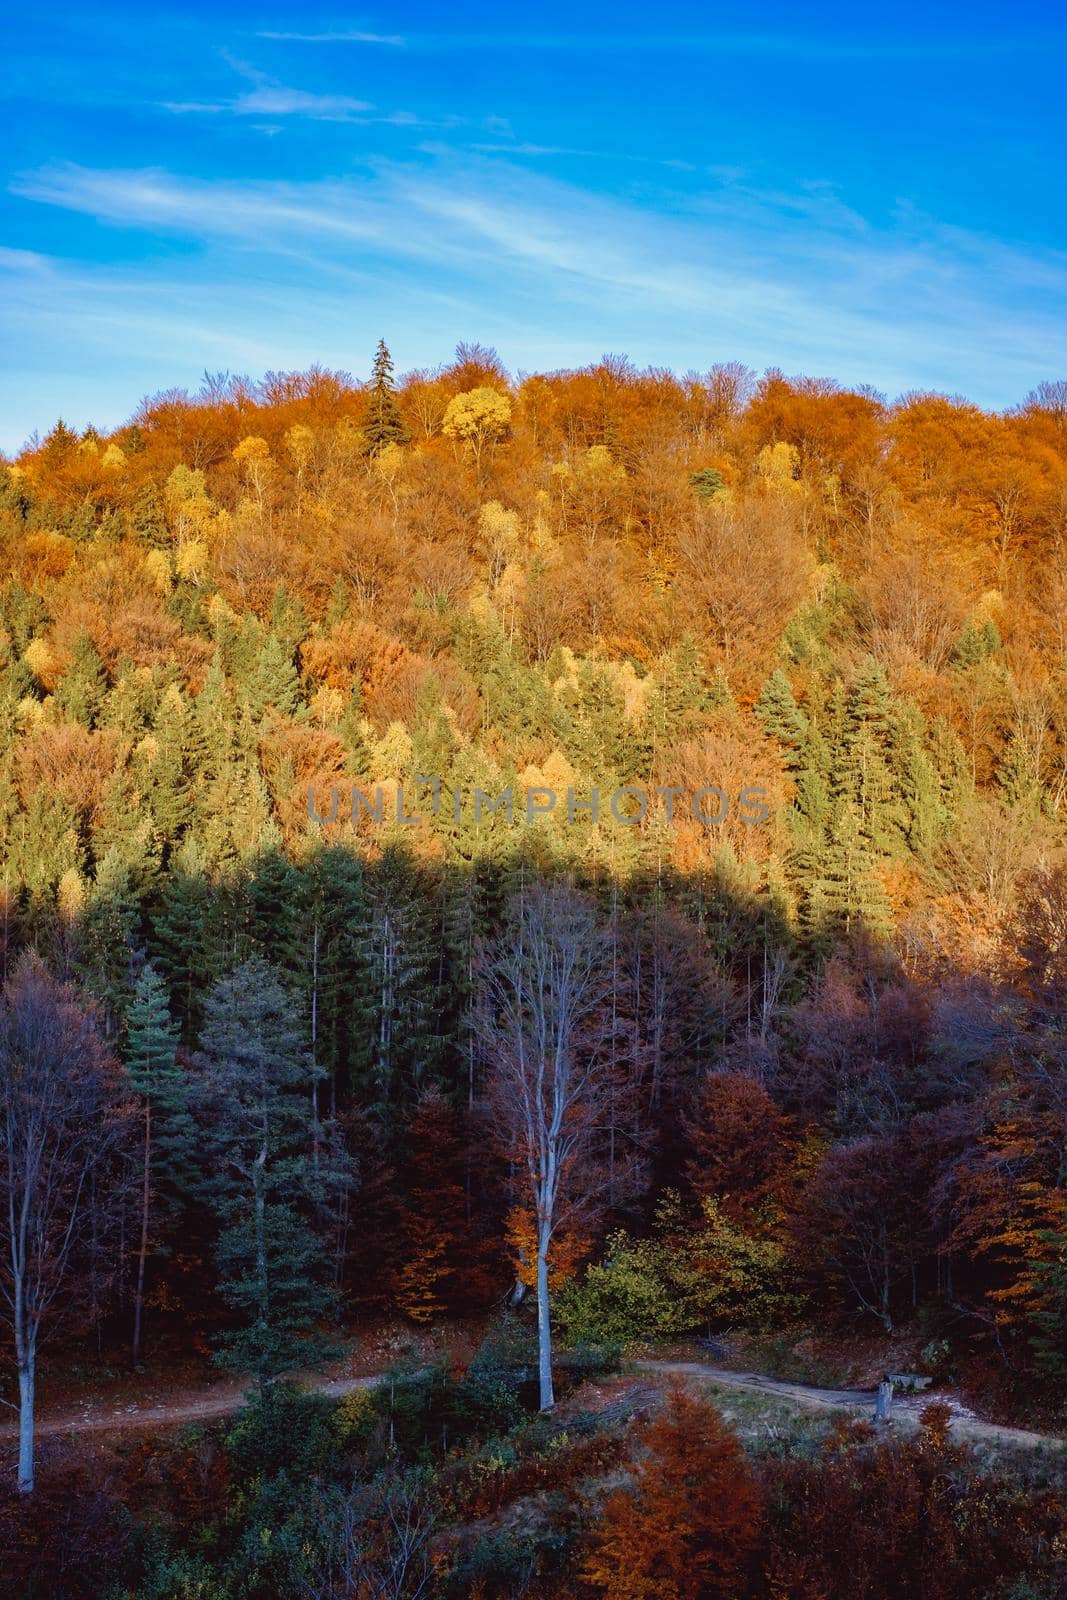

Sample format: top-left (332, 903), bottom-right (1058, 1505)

top-left (163, 83), bottom-right (373, 121)
top-left (5, 149), bottom-right (1066, 449)
top-left (162, 55), bottom-right (377, 122)
top-left (165, 86), bottom-right (375, 120)
top-left (256, 29), bottom-right (405, 45)
top-left (469, 143), bottom-right (599, 158)
top-left (157, 52), bottom-right (434, 127)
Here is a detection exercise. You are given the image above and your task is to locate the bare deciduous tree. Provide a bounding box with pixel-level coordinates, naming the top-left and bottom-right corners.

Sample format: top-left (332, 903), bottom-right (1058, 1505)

top-left (674, 497), bottom-right (810, 671)
top-left (478, 882), bottom-right (621, 1410)
top-left (302, 1469), bottom-right (439, 1600)
top-left (0, 955), bottom-right (128, 1493)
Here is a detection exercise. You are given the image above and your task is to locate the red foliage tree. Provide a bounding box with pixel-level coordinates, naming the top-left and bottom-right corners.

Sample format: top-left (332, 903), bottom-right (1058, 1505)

top-left (583, 1382), bottom-right (762, 1600)
top-left (683, 1071), bottom-right (794, 1219)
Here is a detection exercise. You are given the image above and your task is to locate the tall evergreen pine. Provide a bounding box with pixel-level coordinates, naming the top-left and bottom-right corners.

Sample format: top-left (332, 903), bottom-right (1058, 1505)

top-left (361, 339), bottom-right (410, 456)
top-left (124, 962), bottom-right (193, 1366)
top-left (196, 958), bottom-right (340, 1388)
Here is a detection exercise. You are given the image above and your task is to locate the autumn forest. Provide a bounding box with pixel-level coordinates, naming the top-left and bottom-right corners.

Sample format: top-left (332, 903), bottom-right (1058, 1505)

top-left (2, 346), bottom-right (1067, 1597)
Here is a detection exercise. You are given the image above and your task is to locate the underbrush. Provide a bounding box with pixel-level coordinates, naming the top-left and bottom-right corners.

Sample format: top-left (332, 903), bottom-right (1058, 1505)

top-left (6, 1329), bottom-right (1067, 1600)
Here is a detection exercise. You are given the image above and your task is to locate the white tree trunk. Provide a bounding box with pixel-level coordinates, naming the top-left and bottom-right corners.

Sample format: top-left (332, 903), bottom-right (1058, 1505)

top-left (17, 1344), bottom-right (34, 1494)
top-left (536, 1225), bottom-right (554, 1410)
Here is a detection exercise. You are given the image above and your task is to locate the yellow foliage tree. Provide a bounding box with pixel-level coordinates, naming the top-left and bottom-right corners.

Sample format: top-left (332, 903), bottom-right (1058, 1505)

top-left (442, 386), bottom-right (511, 475)
top-left (164, 464), bottom-right (215, 547)
top-left (478, 500), bottom-right (521, 587)
top-left (143, 549), bottom-right (172, 593)
top-left (232, 435), bottom-right (273, 513)
top-left (24, 637), bottom-right (58, 689)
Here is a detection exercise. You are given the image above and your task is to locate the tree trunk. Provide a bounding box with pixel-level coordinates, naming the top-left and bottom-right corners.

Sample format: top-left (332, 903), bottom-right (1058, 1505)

top-left (132, 1100), bottom-right (151, 1368)
top-left (875, 1379), bottom-right (894, 1425)
top-left (254, 1140), bottom-right (269, 1393)
top-left (536, 1226), bottom-right (554, 1410)
top-left (17, 1344), bottom-right (34, 1495)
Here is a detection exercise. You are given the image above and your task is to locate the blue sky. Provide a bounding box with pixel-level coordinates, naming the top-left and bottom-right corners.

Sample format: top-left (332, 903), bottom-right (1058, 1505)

top-left (3, 1), bottom-right (1065, 451)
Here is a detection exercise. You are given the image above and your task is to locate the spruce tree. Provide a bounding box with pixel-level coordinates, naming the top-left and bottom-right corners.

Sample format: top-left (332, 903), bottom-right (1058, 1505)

top-left (410, 676), bottom-right (456, 780)
top-left (351, 845), bottom-right (441, 1127)
top-left (338, 684), bottom-right (371, 772)
top-left (951, 618), bottom-right (1002, 671)
top-left (151, 840), bottom-right (225, 1038)
top-left (893, 703), bottom-right (948, 850)
top-left (10, 791), bottom-right (82, 903)
top-left (642, 634), bottom-right (706, 761)
top-left (53, 633), bottom-right (107, 728)
top-left (78, 853), bottom-right (141, 1035)
top-left (124, 961), bottom-right (193, 1366)
top-left (139, 686), bottom-right (195, 847)
top-left (195, 655), bottom-right (238, 777)
top-left (361, 339), bottom-right (410, 456)
top-left (129, 473), bottom-right (168, 550)
top-left (835, 661), bottom-right (906, 856)
top-left (305, 846), bottom-right (367, 1117)
top-left (0, 582), bottom-right (49, 656)
top-left (755, 669), bottom-right (809, 768)
top-left (816, 800), bottom-right (893, 940)
top-left (326, 575), bottom-right (349, 627)
top-left (557, 661), bottom-right (637, 782)
top-left (90, 771), bottom-right (161, 898)
top-left (241, 847), bottom-right (305, 979)
top-left (998, 719), bottom-right (1045, 814)
top-left (269, 586), bottom-right (309, 660)
top-left (100, 657), bottom-right (155, 741)
top-left (195, 958), bottom-right (340, 1389)
top-left (242, 634), bottom-right (303, 724)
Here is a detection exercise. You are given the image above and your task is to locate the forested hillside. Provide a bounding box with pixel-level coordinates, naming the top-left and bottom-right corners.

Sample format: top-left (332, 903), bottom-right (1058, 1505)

top-left (2, 347), bottom-right (1066, 1595)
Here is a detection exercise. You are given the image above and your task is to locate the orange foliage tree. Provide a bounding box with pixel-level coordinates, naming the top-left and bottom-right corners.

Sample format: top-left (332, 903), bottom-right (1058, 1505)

top-left (583, 1383), bottom-right (762, 1600)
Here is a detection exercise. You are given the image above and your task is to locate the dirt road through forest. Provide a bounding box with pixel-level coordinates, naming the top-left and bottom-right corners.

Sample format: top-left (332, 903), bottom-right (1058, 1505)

top-left (2, 1356), bottom-right (1062, 1454)
top-left (635, 1359), bottom-right (1061, 1452)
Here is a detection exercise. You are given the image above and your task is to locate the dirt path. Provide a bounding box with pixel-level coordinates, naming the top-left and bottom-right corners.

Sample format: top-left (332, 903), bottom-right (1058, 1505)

top-left (2, 1356), bottom-right (1063, 1454)
top-left (634, 1359), bottom-right (1063, 1452)
top-left (0, 1368), bottom-right (396, 1441)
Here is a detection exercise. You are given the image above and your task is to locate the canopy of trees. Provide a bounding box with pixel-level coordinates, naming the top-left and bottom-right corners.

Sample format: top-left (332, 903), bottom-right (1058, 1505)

top-left (1, 346), bottom-right (1066, 1592)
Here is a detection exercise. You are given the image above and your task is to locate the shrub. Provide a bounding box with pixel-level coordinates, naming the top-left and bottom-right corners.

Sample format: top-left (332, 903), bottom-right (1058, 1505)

top-left (224, 1382), bottom-right (341, 1482)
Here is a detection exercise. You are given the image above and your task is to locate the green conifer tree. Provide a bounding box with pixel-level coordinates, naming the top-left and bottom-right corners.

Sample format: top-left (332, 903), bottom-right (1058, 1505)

top-left (816, 800), bottom-right (893, 940)
top-left (269, 586), bottom-right (310, 660)
top-left (351, 846), bottom-right (441, 1128)
top-left (100, 658), bottom-right (155, 742)
top-left (130, 480), bottom-right (169, 549)
top-left (242, 635), bottom-right (303, 723)
top-left (79, 853), bottom-right (141, 1035)
top-left (305, 845), bottom-right (367, 1114)
top-left (361, 339), bottom-right (410, 456)
top-left (326, 576), bottom-right (349, 627)
top-left (893, 703), bottom-right (948, 850)
top-left (90, 771), bottom-right (161, 898)
top-left (338, 684), bottom-right (371, 773)
top-left (151, 840), bottom-right (225, 1038)
top-left (240, 847), bottom-right (305, 979)
top-left (53, 634), bottom-right (107, 727)
top-left (836, 661), bottom-right (906, 856)
top-left (755, 669), bottom-right (809, 768)
top-left (124, 961), bottom-right (194, 1366)
top-left (10, 791), bottom-right (82, 903)
top-left (195, 958), bottom-right (341, 1388)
